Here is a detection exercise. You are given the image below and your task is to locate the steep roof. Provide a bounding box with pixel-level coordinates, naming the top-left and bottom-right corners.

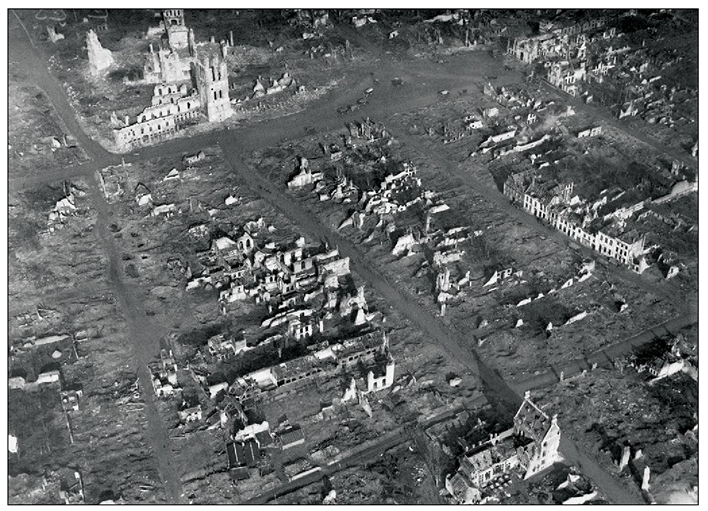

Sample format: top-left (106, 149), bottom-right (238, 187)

top-left (227, 440), bottom-right (261, 468)
top-left (255, 430), bottom-right (274, 447)
top-left (279, 426), bottom-right (305, 447)
top-left (243, 439), bottom-right (261, 467)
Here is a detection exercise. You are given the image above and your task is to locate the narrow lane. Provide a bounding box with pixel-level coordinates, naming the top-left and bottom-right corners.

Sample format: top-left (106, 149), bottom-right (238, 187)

top-left (87, 172), bottom-right (185, 503)
top-left (10, 13), bottom-right (668, 503)
top-left (559, 436), bottom-right (644, 504)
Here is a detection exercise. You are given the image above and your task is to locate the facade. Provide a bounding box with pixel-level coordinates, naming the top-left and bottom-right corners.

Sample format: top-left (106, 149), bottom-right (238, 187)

top-left (445, 472), bottom-right (482, 504)
top-left (116, 11), bottom-right (238, 151)
top-left (230, 331), bottom-right (394, 399)
top-left (503, 172), bottom-right (646, 271)
top-left (366, 358), bottom-right (395, 393)
top-left (578, 126), bottom-right (602, 138)
top-left (513, 392), bottom-right (562, 477)
top-left (193, 54), bottom-right (232, 123)
top-left (458, 432), bottom-right (519, 488)
top-left (207, 334), bottom-right (239, 361)
top-left (547, 62), bottom-right (587, 97)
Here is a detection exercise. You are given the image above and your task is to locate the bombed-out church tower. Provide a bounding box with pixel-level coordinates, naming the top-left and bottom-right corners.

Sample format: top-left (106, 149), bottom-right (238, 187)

top-left (163, 8), bottom-right (189, 49)
top-left (193, 54), bottom-right (232, 123)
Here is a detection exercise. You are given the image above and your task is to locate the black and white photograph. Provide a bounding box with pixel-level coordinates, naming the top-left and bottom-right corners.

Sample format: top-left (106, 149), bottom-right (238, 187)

top-left (5, 5), bottom-right (700, 505)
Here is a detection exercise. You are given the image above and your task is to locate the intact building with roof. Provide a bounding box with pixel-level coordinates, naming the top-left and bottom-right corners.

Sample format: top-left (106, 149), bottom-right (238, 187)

top-left (279, 426), bottom-right (306, 450)
top-left (226, 438), bottom-right (262, 469)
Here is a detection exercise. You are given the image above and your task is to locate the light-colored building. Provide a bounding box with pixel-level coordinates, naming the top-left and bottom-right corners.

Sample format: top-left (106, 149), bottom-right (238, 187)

top-left (504, 172), bottom-right (646, 271)
top-left (178, 404), bottom-right (202, 423)
top-left (448, 392), bottom-right (562, 503)
top-left (163, 9), bottom-right (189, 49)
top-left (113, 84), bottom-right (200, 151)
top-left (193, 53), bottom-right (232, 123)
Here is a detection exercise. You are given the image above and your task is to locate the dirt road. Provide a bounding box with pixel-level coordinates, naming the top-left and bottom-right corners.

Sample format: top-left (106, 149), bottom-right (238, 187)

top-left (85, 173), bottom-right (185, 503)
top-left (559, 435), bottom-right (644, 504)
top-left (10, 13), bottom-right (665, 503)
top-left (10, 10), bottom-right (114, 163)
top-left (218, 137), bottom-right (521, 414)
top-left (10, 12), bottom-right (185, 503)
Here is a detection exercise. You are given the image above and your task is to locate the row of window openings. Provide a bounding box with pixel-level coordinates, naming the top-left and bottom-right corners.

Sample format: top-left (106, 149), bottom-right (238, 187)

top-left (142, 102), bottom-right (194, 122)
top-left (281, 368), bottom-right (323, 384)
top-left (139, 127), bottom-right (175, 140)
top-left (134, 110), bottom-right (198, 136)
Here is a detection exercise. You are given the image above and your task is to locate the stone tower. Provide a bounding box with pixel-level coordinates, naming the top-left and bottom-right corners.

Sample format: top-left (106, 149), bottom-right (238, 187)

top-left (163, 9), bottom-right (188, 49)
top-left (162, 8), bottom-right (184, 27)
top-left (193, 54), bottom-right (231, 123)
top-left (86, 29), bottom-right (113, 75)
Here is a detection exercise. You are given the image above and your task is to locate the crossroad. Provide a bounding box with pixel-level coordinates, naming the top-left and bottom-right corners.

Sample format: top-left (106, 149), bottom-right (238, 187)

top-left (9, 11), bottom-right (693, 504)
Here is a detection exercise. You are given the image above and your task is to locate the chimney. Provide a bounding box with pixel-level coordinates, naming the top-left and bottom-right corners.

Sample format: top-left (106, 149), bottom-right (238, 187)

top-left (149, 42), bottom-right (154, 53)
top-left (641, 466), bottom-right (650, 492)
top-left (210, 35), bottom-right (215, 43)
top-left (619, 445), bottom-right (631, 471)
top-left (229, 30), bottom-right (234, 46)
top-left (124, 115), bottom-right (129, 125)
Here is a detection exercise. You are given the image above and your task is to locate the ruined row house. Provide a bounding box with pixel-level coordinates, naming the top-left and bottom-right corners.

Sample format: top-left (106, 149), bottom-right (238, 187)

top-left (504, 171), bottom-right (647, 271)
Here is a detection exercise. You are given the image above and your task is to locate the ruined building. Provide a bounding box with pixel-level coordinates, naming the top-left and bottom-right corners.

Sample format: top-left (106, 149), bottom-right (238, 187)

top-left (547, 61), bottom-right (587, 97)
top-left (447, 392), bottom-right (562, 504)
top-left (143, 43), bottom-right (191, 84)
top-left (163, 9), bottom-right (189, 50)
top-left (113, 83), bottom-right (200, 151)
top-left (112, 9), bottom-right (234, 150)
top-left (229, 330), bottom-right (395, 401)
top-left (193, 54), bottom-right (232, 123)
top-left (86, 29), bottom-right (113, 75)
top-left (47, 26), bottom-right (65, 43)
top-left (503, 171), bottom-right (647, 272)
